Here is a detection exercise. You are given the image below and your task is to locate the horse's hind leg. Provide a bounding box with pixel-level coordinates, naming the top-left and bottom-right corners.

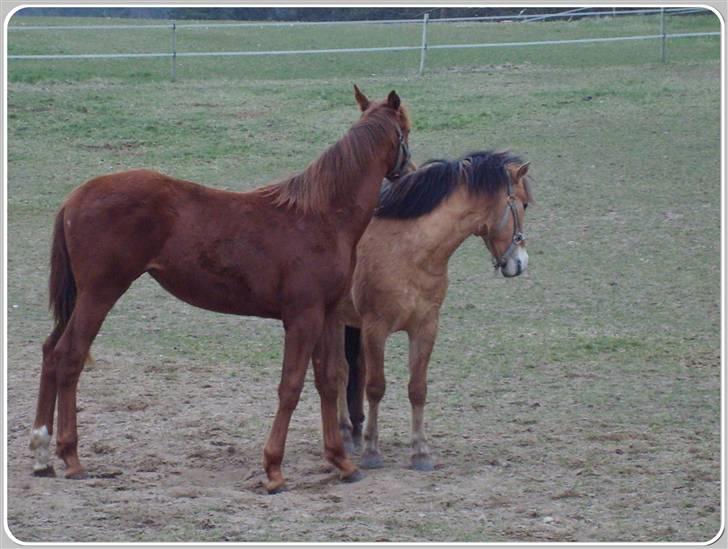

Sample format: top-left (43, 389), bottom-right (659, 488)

top-left (30, 325), bottom-right (65, 476)
top-left (313, 316), bottom-right (360, 482)
top-left (360, 322), bottom-right (388, 469)
top-left (53, 291), bottom-right (121, 478)
top-left (336, 354), bottom-right (355, 455)
top-left (263, 307), bottom-right (324, 494)
top-left (406, 318), bottom-right (438, 472)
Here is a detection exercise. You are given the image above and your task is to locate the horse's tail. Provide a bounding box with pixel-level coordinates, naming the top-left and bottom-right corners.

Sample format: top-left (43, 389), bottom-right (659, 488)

top-left (345, 326), bottom-right (365, 428)
top-left (48, 207), bottom-right (76, 336)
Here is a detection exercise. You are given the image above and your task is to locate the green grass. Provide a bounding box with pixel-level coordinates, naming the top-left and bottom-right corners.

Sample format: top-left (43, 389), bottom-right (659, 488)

top-left (5, 11), bottom-right (722, 543)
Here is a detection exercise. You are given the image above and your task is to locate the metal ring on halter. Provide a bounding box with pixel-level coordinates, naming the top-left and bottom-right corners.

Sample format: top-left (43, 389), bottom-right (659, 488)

top-left (385, 127), bottom-right (410, 181)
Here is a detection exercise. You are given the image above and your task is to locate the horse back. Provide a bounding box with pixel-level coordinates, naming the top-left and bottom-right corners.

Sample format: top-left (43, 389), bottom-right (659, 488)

top-left (61, 169), bottom-right (352, 319)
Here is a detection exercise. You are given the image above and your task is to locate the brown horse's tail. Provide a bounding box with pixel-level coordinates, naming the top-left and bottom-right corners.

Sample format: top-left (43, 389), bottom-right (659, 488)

top-left (48, 207), bottom-right (76, 336)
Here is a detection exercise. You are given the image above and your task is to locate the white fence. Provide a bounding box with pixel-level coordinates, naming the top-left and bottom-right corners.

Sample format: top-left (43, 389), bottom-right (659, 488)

top-left (7, 7), bottom-right (720, 80)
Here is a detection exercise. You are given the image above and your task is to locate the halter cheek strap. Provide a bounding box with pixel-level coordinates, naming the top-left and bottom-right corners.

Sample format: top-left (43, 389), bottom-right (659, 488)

top-left (484, 173), bottom-right (526, 269)
top-left (385, 127), bottom-right (411, 181)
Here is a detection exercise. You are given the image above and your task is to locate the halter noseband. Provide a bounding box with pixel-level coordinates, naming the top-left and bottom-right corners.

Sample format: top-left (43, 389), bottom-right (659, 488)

top-left (385, 126), bottom-right (411, 181)
top-left (484, 171), bottom-right (526, 270)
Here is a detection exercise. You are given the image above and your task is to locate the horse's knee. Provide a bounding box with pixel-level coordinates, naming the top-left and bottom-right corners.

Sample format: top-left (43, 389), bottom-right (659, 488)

top-left (315, 382), bottom-right (338, 401)
top-left (51, 342), bottom-right (88, 387)
top-left (366, 380), bottom-right (385, 403)
top-left (55, 365), bottom-right (83, 388)
top-left (54, 362), bottom-right (84, 389)
top-left (314, 369), bottom-right (338, 400)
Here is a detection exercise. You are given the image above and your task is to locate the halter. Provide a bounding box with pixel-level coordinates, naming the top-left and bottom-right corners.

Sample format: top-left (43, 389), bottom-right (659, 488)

top-left (483, 172), bottom-right (526, 270)
top-left (385, 126), bottom-right (411, 181)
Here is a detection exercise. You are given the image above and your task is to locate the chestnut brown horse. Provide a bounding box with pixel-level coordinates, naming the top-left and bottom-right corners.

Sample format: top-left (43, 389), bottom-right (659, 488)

top-left (336, 150), bottom-right (531, 471)
top-left (29, 86), bottom-right (412, 493)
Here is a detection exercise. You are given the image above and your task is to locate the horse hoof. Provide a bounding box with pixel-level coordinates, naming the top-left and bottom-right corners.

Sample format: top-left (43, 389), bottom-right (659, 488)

top-left (411, 455), bottom-right (434, 472)
top-left (340, 468), bottom-right (364, 484)
top-left (359, 451), bottom-right (384, 469)
top-left (32, 465), bottom-right (56, 478)
top-left (65, 468), bottom-right (88, 480)
top-left (264, 479), bottom-right (287, 495)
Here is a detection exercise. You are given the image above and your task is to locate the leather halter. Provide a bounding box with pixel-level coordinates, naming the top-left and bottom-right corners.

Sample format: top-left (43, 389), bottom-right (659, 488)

top-left (385, 127), bottom-right (411, 181)
top-left (483, 172), bottom-right (526, 270)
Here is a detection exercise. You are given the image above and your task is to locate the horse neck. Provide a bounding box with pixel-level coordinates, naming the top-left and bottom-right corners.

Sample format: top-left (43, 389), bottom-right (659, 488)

top-left (331, 154), bottom-right (390, 241)
top-left (409, 186), bottom-right (492, 270)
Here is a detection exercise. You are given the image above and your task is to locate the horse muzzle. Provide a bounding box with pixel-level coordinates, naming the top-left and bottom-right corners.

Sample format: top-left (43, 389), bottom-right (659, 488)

top-left (499, 246), bottom-right (528, 278)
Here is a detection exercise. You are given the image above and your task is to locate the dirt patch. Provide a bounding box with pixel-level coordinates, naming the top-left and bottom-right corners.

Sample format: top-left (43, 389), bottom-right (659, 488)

top-left (5, 340), bottom-right (721, 543)
top-left (80, 141), bottom-right (144, 151)
top-left (235, 110), bottom-right (267, 119)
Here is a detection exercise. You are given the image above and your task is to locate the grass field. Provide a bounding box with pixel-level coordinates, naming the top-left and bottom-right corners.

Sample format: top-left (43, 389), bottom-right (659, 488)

top-left (5, 11), bottom-right (723, 543)
top-left (7, 12), bottom-right (721, 81)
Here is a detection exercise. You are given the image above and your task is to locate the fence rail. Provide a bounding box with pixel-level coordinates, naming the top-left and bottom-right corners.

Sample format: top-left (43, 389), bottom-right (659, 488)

top-left (7, 8), bottom-right (720, 80)
top-left (7, 32), bottom-right (720, 62)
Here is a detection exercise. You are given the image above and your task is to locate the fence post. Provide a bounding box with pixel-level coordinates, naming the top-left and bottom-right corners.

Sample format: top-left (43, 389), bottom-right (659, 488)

top-left (660, 8), bottom-right (666, 62)
top-left (170, 21), bottom-right (177, 81)
top-left (418, 13), bottom-right (429, 76)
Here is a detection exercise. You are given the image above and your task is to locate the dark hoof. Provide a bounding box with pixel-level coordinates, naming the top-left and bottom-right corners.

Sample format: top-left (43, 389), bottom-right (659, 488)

top-left (65, 469), bottom-right (88, 480)
top-left (360, 451), bottom-right (384, 469)
top-left (340, 468), bottom-right (364, 484)
top-left (411, 454), bottom-right (434, 472)
top-left (264, 477), bottom-right (287, 494)
top-left (32, 465), bottom-right (56, 478)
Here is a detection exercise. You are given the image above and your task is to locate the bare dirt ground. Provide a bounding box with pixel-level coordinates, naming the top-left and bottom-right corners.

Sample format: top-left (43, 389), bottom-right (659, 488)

top-left (6, 309), bottom-right (721, 543)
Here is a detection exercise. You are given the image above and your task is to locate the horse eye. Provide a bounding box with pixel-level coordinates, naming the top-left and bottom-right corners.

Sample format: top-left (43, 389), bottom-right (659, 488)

top-left (523, 203), bottom-right (528, 210)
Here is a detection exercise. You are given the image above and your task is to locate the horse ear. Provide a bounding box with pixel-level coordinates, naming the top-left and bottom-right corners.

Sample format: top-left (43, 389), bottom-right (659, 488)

top-left (516, 161), bottom-right (530, 180)
top-left (353, 84), bottom-right (370, 112)
top-left (387, 90), bottom-right (401, 110)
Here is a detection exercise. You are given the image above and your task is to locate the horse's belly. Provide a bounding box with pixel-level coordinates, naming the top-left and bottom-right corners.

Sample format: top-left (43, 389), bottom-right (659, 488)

top-left (148, 263), bottom-right (281, 319)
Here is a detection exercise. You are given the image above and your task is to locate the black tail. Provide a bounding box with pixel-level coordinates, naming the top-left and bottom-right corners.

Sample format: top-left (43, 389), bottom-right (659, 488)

top-left (345, 326), bottom-right (365, 428)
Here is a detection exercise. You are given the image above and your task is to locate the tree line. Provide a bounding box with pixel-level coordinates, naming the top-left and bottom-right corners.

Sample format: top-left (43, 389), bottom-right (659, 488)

top-left (16, 6), bottom-right (580, 22)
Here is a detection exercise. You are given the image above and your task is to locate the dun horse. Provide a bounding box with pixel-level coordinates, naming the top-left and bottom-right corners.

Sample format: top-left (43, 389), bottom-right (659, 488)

top-left (336, 150), bottom-right (531, 470)
top-left (30, 86), bottom-right (412, 493)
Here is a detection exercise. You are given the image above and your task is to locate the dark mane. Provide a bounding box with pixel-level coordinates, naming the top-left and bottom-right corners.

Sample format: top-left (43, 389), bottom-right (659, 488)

top-left (263, 107), bottom-right (406, 215)
top-left (375, 150), bottom-right (524, 219)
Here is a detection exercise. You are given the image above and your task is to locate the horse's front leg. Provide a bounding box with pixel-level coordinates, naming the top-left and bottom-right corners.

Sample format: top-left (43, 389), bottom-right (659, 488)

top-left (263, 307), bottom-right (324, 494)
top-left (314, 315), bottom-right (362, 483)
top-left (407, 317), bottom-right (439, 471)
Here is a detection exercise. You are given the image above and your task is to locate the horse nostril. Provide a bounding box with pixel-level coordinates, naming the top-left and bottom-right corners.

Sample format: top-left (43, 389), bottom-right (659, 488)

top-left (516, 259), bottom-right (522, 274)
